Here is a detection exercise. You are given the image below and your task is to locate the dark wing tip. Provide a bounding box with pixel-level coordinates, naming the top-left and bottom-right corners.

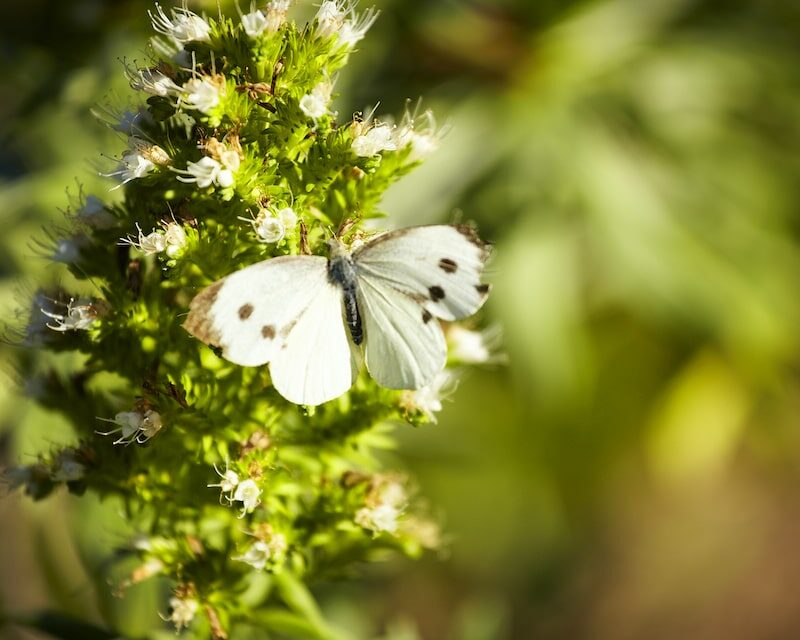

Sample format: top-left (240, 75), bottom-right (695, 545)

top-left (454, 223), bottom-right (491, 262)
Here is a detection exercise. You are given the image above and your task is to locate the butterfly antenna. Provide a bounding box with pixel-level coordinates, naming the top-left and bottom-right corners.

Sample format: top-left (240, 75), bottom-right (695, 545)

top-left (299, 220), bottom-right (311, 255)
top-left (336, 217), bottom-right (354, 239)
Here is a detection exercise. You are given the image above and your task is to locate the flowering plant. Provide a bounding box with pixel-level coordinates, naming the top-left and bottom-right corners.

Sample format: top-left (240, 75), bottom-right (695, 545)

top-left (5, 2), bottom-right (495, 637)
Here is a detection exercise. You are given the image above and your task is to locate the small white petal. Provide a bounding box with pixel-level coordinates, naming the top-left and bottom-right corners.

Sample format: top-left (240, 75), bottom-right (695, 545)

top-left (242, 10), bottom-right (268, 37)
top-left (233, 479), bottom-right (261, 512)
top-left (234, 540), bottom-right (271, 570)
top-left (254, 215), bottom-right (285, 243)
top-left (277, 207), bottom-right (297, 228)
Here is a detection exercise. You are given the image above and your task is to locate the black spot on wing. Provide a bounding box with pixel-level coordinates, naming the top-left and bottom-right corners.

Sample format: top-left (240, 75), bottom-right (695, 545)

top-left (238, 303), bottom-right (254, 320)
top-left (439, 258), bottom-right (458, 274)
top-left (422, 309), bottom-right (433, 324)
top-left (261, 325), bottom-right (276, 339)
top-left (476, 284), bottom-right (490, 295)
top-left (429, 285), bottom-right (445, 302)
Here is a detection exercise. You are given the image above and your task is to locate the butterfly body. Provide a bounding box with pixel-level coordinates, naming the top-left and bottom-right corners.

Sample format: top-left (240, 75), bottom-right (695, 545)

top-left (326, 240), bottom-right (363, 345)
top-left (185, 224), bottom-right (490, 406)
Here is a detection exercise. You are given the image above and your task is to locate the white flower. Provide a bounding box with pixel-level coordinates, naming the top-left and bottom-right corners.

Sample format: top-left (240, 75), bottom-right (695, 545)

top-left (351, 122), bottom-right (397, 157)
top-left (218, 149), bottom-right (241, 186)
top-left (277, 207), bottom-right (298, 229)
top-left (337, 5), bottom-right (378, 49)
top-left (232, 478), bottom-right (261, 516)
top-left (255, 215), bottom-right (285, 243)
top-left (97, 409), bottom-right (163, 445)
top-left (163, 222), bottom-right (187, 257)
top-left (406, 370), bottom-right (458, 423)
top-left (356, 475), bottom-right (407, 533)
top-left (241, 209), bottom-right (286, 243)
top-left (208, 463), bottom-right (240, 503)
top-left (175, 157), bottom-right (224, 189)
top-left (315, 1), bottom-right (345, 39)
top-left (399, 516), bottom-right (442, 549)
top-left (395, 106), bottom-right (446, 162)
top-left (378, 479), bottom-right (406, 508)
top-left (150, 3), bottom-right (211, 44)
top-left (241, 7), bottom-right (268, 37)
top-left (356, 504), bottom-right (401, 533)
top-left (122, 222), bottom-right (184, 257)
top-left (128, 67), bottom-right (181, 97)
top-left (269, 533), bottom-right (288, 560)
top-left (182, 157), bottom-right (221, 189)
top-left (140, 410), bottom-right (163, 440)
top-left (174, 140), bottom-right (240, 189)
top-left (40, 298), bottom-right (98, 332)
top-left (97, 411), bottom-right (144, 445)
top-left (166, 595), bottom-right (199, 631)
top-left (299, 81), bottom-right (333, 120)
top-left (180, 76), bottom-right (225, 113)
top-left (447, 326), bottom-right (496, 364)
top-left (265, 0), bottom-right (292, 31)
top-left (315, 1), bottom-right (377, 47)
top-left (104, 146), bottom-right (155, 187)
top-left (142, 231), bottom-right (168, 254)
top-left (234, 540), bottom-right (271, 570)
top-left (77, 196), bottom-right (116, 230)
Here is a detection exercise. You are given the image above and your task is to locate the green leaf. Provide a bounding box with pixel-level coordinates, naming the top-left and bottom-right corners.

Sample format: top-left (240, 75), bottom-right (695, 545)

top-left (272, 572), bottom-right (324, 627)
top-left (254, 608), bottom-right (329, 640)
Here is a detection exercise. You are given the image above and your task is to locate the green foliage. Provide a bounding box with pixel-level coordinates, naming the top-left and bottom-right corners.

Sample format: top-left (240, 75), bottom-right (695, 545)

top-left (4, 3), bottom-right (470, 638)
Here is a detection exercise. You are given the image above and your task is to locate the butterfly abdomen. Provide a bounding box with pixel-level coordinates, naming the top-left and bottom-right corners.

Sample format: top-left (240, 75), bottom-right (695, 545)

top-left (327, 254), bottom-right (364, 346)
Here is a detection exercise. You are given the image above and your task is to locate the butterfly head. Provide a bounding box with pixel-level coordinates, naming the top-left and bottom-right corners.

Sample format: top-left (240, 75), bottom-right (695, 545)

top-left (326, 237), bottom-right (350, 259)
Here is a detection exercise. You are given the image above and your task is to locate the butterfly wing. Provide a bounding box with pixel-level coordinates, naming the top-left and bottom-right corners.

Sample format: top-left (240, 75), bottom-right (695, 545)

top-left (184, 256), bottom-right (359, 405)
top-left (269, 282), bottom-right (362, 406)
top-left (352, 224), bottom-right (490, 322)
top-left (355, 273), bottom-right (447, 389)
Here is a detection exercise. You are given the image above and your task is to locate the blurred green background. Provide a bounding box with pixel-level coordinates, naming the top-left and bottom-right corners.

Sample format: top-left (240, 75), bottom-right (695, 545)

top-left (3, 0), bottom-right (800, 638)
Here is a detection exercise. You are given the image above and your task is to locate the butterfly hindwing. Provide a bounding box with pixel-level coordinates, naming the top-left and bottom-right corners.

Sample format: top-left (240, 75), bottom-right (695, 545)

top-left (356, 272), bottom-right (447, 389)
top-left (270, 281), bottom-right (362, 406)
top-left (353, 224), bottom-right (490, 322)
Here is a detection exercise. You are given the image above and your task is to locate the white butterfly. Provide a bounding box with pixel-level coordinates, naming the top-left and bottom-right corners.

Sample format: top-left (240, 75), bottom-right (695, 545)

top-left (184, 224), bottom-right (491, 406)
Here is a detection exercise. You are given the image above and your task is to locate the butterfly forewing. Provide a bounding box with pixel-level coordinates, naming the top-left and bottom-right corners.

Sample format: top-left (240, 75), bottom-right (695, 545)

top-left (353, 224), bottom-right (490, 322)
top-left (356, 273), bottom-right (447, 389)
top-left (184, 256), bottom-right (329, 367)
